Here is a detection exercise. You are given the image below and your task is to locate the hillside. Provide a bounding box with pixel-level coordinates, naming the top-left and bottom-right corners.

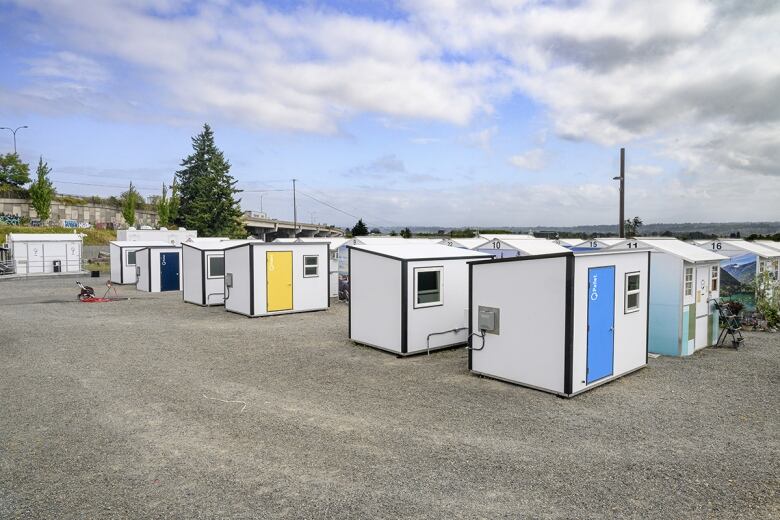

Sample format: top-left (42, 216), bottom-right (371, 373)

top-left (0, 225), bottom-right (117, 246)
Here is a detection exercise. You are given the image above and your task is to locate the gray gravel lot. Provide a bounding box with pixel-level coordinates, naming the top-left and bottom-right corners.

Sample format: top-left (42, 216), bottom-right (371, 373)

top-left (0, 275), bottom-right (778, 519)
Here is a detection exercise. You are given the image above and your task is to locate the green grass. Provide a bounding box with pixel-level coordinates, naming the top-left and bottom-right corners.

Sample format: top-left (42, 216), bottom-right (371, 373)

top-left (0, 225), bottom-right (117, 246)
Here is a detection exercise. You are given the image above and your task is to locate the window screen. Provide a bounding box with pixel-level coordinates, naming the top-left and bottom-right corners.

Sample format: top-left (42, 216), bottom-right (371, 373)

top-left (416, 268), bottom-right (442, 306)
top-left (126, 250), bottom-right (137, 266)
top-left (710, 265), bottom-right (719, 291)
top-left (625, 272), bottom-right (641, 313)
top-left (303, 255), bottom-right (319, 277)
top-left (208, 256), bottom-right (225, 278)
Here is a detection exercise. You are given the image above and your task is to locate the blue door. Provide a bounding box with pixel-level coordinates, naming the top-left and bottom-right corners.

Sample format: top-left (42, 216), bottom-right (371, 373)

top-left (586, 266), bottom-right (615, 384)
top-left (160, 252), bottom-right (180, 291)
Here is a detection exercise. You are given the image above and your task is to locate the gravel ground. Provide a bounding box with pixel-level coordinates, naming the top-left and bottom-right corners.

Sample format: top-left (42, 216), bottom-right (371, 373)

top-left (0, 275), bottom-right (778, 519)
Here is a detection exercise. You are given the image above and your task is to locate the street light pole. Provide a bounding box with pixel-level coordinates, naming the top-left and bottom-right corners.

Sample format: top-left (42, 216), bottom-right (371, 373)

top-left (0, 125), bottom-right (29, 154)
top-left (292, 178), bottom-right (298, 238)
top-left (613, 148), bottom-right (626, 238)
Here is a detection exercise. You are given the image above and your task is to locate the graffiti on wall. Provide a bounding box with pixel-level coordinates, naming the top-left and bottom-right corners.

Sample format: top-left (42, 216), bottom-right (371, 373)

top-left (0, 213), bottom-right (21, 225)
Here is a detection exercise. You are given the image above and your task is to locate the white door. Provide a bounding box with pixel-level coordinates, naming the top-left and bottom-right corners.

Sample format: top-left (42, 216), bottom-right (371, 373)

top-left (694, 266), bottom-right (711, 350)
top-left (27, 242), bottom-right (45, 273)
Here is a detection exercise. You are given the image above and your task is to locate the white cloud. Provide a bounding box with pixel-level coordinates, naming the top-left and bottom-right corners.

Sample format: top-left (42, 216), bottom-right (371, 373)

top-left (509, 148), bottom-right (545, 171)
top-left (465, 126), bottom-right (498, 151)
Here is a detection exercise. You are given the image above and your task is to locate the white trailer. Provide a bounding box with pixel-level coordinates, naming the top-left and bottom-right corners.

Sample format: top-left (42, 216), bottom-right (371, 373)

top-left (109, 240), bottom-right (172, 285)
top-left (135, 246), bottom-right (183, 292)
top-left (609, 238), bottom-right (726, 355)
top-left (223, 241), bottom-right (330, 317)
top-left (182, 240), bottom-right (246, 306)
top-left (7, 233), bottom-right (84, 274)
top-left (349, 243), bottom-right (492, 356)
top-left (469, 250), bottom-right (649, 397)
top-left (116, 227), bottom-right (197, 244)
top-left (274, 237), bottom-right (349, 298)
top-left (475, 237), bottom-right (568, 259)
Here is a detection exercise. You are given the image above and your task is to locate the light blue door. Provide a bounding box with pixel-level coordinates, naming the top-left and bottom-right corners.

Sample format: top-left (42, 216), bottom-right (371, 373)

top-left (587, 266), bottom-right (615, 384)
top-left (160, 252), bottom-right (180, 291)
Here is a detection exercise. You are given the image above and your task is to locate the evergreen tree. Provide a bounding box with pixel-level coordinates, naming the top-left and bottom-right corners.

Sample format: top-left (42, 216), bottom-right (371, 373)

top-left (624, 216), bottom-right (643, 238)
top-left (168, 178), bottom-right (180, 225)
top-left (400, 227), bottom-right (412, 238)
top-left (0, 153), bottom-right (31, 187)
top-left (351, 219), bottom-right (369, 236)
top-left (156, 183), bottom-right (170, 227)
top-left (175, 124), bottom-right (245, 238)
top-left (28, 157), bottom-right (55, 222)
top-left (122, 182), bottom-right (138, 227)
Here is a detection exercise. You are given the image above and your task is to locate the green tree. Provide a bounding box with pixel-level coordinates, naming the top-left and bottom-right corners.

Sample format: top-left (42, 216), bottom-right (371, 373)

top-left (175, 124), bottom-right (245, 238)
top-left (168, 178), bottom-right (180, 225)
top-left (625, 216), bottom-right (643, 238)
top-left (28, 157), bottom-right (55, 222)
top-left (351, 219), bottom-right (369, 236)
top-left (0, 153), bottom-right (31, 187)
top-left (156, 183), bottom-right (170, 227)
top-left (122, 182), bottom-right (138, 227)
top-left (400, 227), bottom-right (412, 238)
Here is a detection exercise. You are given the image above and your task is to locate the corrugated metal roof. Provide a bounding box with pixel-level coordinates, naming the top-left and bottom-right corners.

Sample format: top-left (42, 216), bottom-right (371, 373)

top-left (498, 239), bottom-right (569, 255)
top-left (755, 240), bottom-right (780, 253)
top-left (555, 238), bottom-right (583, 247)
top-left (598, 238), bottom-right (624, 246)
top-left (632, 238), bottom-right (727, 262)
top-left (350, 243), bottom-right (492, 260)
top-left (695, 239), bottom-right (780, 258)
top-left (8, 233), bottom-right (84, 242)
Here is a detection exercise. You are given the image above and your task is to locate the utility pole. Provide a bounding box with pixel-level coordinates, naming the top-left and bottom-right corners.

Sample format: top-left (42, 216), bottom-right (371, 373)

top-left (613, 148), bottom-right (625, 238)
top-left (292, 178), bottom-right (298, 238)
top-left (0, 125), bottom-right (28, 154)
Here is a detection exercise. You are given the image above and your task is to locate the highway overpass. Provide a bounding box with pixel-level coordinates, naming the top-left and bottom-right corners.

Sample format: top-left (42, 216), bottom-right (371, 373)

top-left (242, 211), bottom-right (344, 241)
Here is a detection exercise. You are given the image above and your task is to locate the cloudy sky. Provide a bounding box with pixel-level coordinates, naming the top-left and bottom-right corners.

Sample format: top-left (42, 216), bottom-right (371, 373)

top-left (1, 0), bottom-right (778, 229)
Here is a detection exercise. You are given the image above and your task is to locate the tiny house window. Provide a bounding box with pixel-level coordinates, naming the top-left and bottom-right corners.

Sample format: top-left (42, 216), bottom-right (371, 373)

top-left (710, 265), bottom-right (719, 291)
top-left (207, 255), bottom-right (225, 278)
top-left (684, 267), bottom-right (693, 297)
top-left (126, 250), bottom-right (137, 266)
top-left (303, 255), bottom-right (319, 277)
top-left (625, 272), bottom-right (641, 313)
top-left (415, 267), bottom-right (442, 308)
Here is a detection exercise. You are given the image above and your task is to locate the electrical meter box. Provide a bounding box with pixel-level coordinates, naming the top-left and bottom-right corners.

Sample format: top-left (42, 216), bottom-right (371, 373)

top-left (478, 306), bottom-right (500, 334)
top-left (225, 273), bottom-right (233, 288)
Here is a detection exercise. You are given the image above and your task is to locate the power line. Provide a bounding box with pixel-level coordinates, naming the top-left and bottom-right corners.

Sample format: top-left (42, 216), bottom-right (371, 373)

top-left (296, 189), bottom-right (361, 220)
top-left (294, 180), bottom-right (400, 227)
top-left (53, 179), bottom-right (159, 191)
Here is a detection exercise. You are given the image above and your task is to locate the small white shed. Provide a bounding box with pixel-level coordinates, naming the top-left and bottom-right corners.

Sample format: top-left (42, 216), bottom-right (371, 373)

top-left (469, 249), bottom-right (649, 397)
top-left (475, 237), bottom-right (568, 259)
top-left (109, 240), bottom-right (172, 285)
top-left (7, 233), bottom-right (84, 274)
top-left (275, 237), bottom-right (349, 298)
top-left (349, 243), bottom-right (492, 356)
top-left (438, 238), bottom-right (489, 249)
top-left (609, 238), bottom-right (726, 356)
top-left (182, 239), bottom-right (245, 306)
top-left (135, 245), bottom-right (183, 292)
top-left (116, 227), bottom-right (197, 245)
top-left (223, 241), bottom-right (330, 317)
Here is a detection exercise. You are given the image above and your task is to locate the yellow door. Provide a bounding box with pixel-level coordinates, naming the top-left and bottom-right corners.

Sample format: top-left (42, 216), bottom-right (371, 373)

top-left (266, 251), bottom-right (293, 312)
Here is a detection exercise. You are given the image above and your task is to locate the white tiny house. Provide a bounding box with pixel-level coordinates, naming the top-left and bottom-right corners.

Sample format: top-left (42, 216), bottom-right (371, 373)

top-left (349, 243), bottom-right (492, 356)
top-left (7, 233), bottom-right (84, 274)
top-left (609, 238), bottom-right (726, 356)
top-left (182, 240), bottom-right (245, 306)
top-left (469, 250), bottom-right (649, 397)
top-left (109, 240), bottom-right (172, 284)
top-left (117, 227), bottom-right (197, 244)
top-left (135, 246), bottom-right (183, 292)
top-left (437, 238), bottom-right (489, 249)
top-left (223, 242), bottom-right (330, 317)
top-left (274, 237), bottom-right (349, 298)
top-left (474, 237), bottom-right (568, 259)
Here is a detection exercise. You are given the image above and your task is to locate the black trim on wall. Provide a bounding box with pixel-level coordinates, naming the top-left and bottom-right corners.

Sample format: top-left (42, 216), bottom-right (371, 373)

top-left (346, 245), bottom-right (488, 263)
top-left (468, 261), bottom-right (473, 370)
top-left (119, 246), bottom-right (124, 284)
top-left (401, 259), bottom-right (408, 354)
top-left (563, 255), bottom-right (575, 395)
top-left (249, 245), bottom-right (255, 316)
top-left (147, 248), bottom-right (152, 292)
top-left (201, 249), bottom-right (207, 305)
top-left (469, 251), bottom-right (572, 266)
top-left (645, 251), bottom-right (651, 365)
top-left (326, 244), bottom-right (331, 308)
